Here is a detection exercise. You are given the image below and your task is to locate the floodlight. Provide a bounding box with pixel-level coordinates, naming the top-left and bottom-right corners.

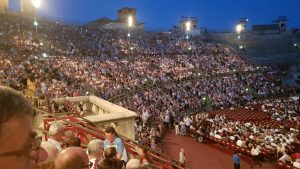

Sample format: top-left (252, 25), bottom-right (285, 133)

top-left (128, 16), bottom-right (133, 27)
top-left (34, 21), bottom-right (38, 26)
top-left (236, 24), bottom-right (242, 33)
top-left (31, 0), bottom-right (41, 8)
top-left (186, 21), bottom-right (191, 31)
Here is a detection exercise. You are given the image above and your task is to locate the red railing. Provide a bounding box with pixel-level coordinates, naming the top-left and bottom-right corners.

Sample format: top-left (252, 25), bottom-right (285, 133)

top-left (43, 116), bottom-right (186, 169)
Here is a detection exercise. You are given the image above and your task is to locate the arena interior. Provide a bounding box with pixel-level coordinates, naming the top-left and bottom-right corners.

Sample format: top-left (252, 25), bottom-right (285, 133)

top-left (0, 1), bottom-right (300, 169)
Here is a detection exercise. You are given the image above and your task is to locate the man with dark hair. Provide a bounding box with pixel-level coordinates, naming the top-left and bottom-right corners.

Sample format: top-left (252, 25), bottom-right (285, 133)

top-left (0, 86), bottom-right (47, 169)
top-left (103, 127), bottom-right (127, 163)
top-left (66, 137), bottom-right (81, 147)
top-left (98, 147), bottom-right (122, 169)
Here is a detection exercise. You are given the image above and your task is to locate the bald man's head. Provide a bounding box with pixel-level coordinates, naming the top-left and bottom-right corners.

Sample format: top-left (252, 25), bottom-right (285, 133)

top-left (55, 147), bottom-right (89, 169)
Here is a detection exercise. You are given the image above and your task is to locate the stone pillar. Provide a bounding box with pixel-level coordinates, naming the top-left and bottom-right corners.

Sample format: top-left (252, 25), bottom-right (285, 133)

top-left (116, 118), bottom-right (135, 140)
top-left (92, 104), bottom-right (99, 114)
top-left (0, 0), bottom-right (9, 13)
top-left (83, 102), bottom-right (93, 111)
top-left (98, 107), bottom-right (104, 114)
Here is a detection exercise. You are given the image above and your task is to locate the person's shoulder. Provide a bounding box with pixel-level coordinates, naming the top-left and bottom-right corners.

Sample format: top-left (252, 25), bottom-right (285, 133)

top-left (103, 139), bottom-right (109, 145)
top-left (115, 137), bottom-right (123, 143)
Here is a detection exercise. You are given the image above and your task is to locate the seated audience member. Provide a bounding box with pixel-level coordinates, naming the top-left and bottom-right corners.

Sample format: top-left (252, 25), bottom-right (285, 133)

top-left (279, 151), bottom-right (292, 164)
top-left (44, 123), bottom-right (64, 152)
top-left (87, 139), bottom-right (104, 169)
top-left (99, 147), bottom-right (123, 169)
top-left (293, 158), bottom-right (300, 169)
top-left (54, 147), bottom-right (90, 169)
top-left (135, 146), bottom-right (149, 165)
top-left (126, 159), bottom-right (141, 169)
top-left (236, 139), bottom-right (244, 147)
top-left (250, 144), bottom-right (262, 168)
top-left (0, 86), bottom-right (47, 169)
top-left (39, 142), bottom-right (59, 169)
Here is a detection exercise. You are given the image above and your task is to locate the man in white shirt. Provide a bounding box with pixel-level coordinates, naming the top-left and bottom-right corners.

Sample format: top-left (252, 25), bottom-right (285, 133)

top-left (250, 145), bottom-right (262, 168)
top-left (87, 139), bottom-right (103, 169)
top-left (141, 109), bottom-right (149, 126)
top-left (164, 113), bottom-right (170, 129)
top-left (236, 139), bottom-right (244, 147)
top-left (293, 160), bottom-right (300, 169)
top-left (44, 123), bottom-right (64, 152)
top-left (214, 132), bottom-right (222, 139)
top-left (279, 152), bottom-right (292, 164)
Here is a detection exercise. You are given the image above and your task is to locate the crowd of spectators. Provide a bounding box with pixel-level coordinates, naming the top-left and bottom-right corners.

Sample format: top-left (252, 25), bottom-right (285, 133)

top-left (177, 97), bottom-right (300, 168)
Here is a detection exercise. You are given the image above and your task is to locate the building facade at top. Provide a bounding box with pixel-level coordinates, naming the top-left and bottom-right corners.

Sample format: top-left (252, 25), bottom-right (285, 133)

top-left (252, 16), bottom-right (288, 33)
top-left (179, 16), bottom-right (200, 35)
top-left (0, 0), bottom-right (35, 14)
top-left (85, 7), bottom-right (144, 31)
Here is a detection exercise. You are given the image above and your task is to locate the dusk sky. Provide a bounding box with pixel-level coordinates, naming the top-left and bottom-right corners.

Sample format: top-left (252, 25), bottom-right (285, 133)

top-left (9, 0), bottom-right (300, 31)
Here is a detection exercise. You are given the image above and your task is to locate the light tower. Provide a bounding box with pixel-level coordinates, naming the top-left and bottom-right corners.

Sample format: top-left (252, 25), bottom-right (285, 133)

top-left (273, 16), bottom-right (288, 32)
top-left (186, 21), bottom-right (191, 50)
top-left (31, 0), bottom-right (41, 32)
top-left (236, 17), bottom-right (248, 51)
top-left (236, 17), bottom-right (248, 38)
top-left (128, 15), bottom-right (133, 52)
